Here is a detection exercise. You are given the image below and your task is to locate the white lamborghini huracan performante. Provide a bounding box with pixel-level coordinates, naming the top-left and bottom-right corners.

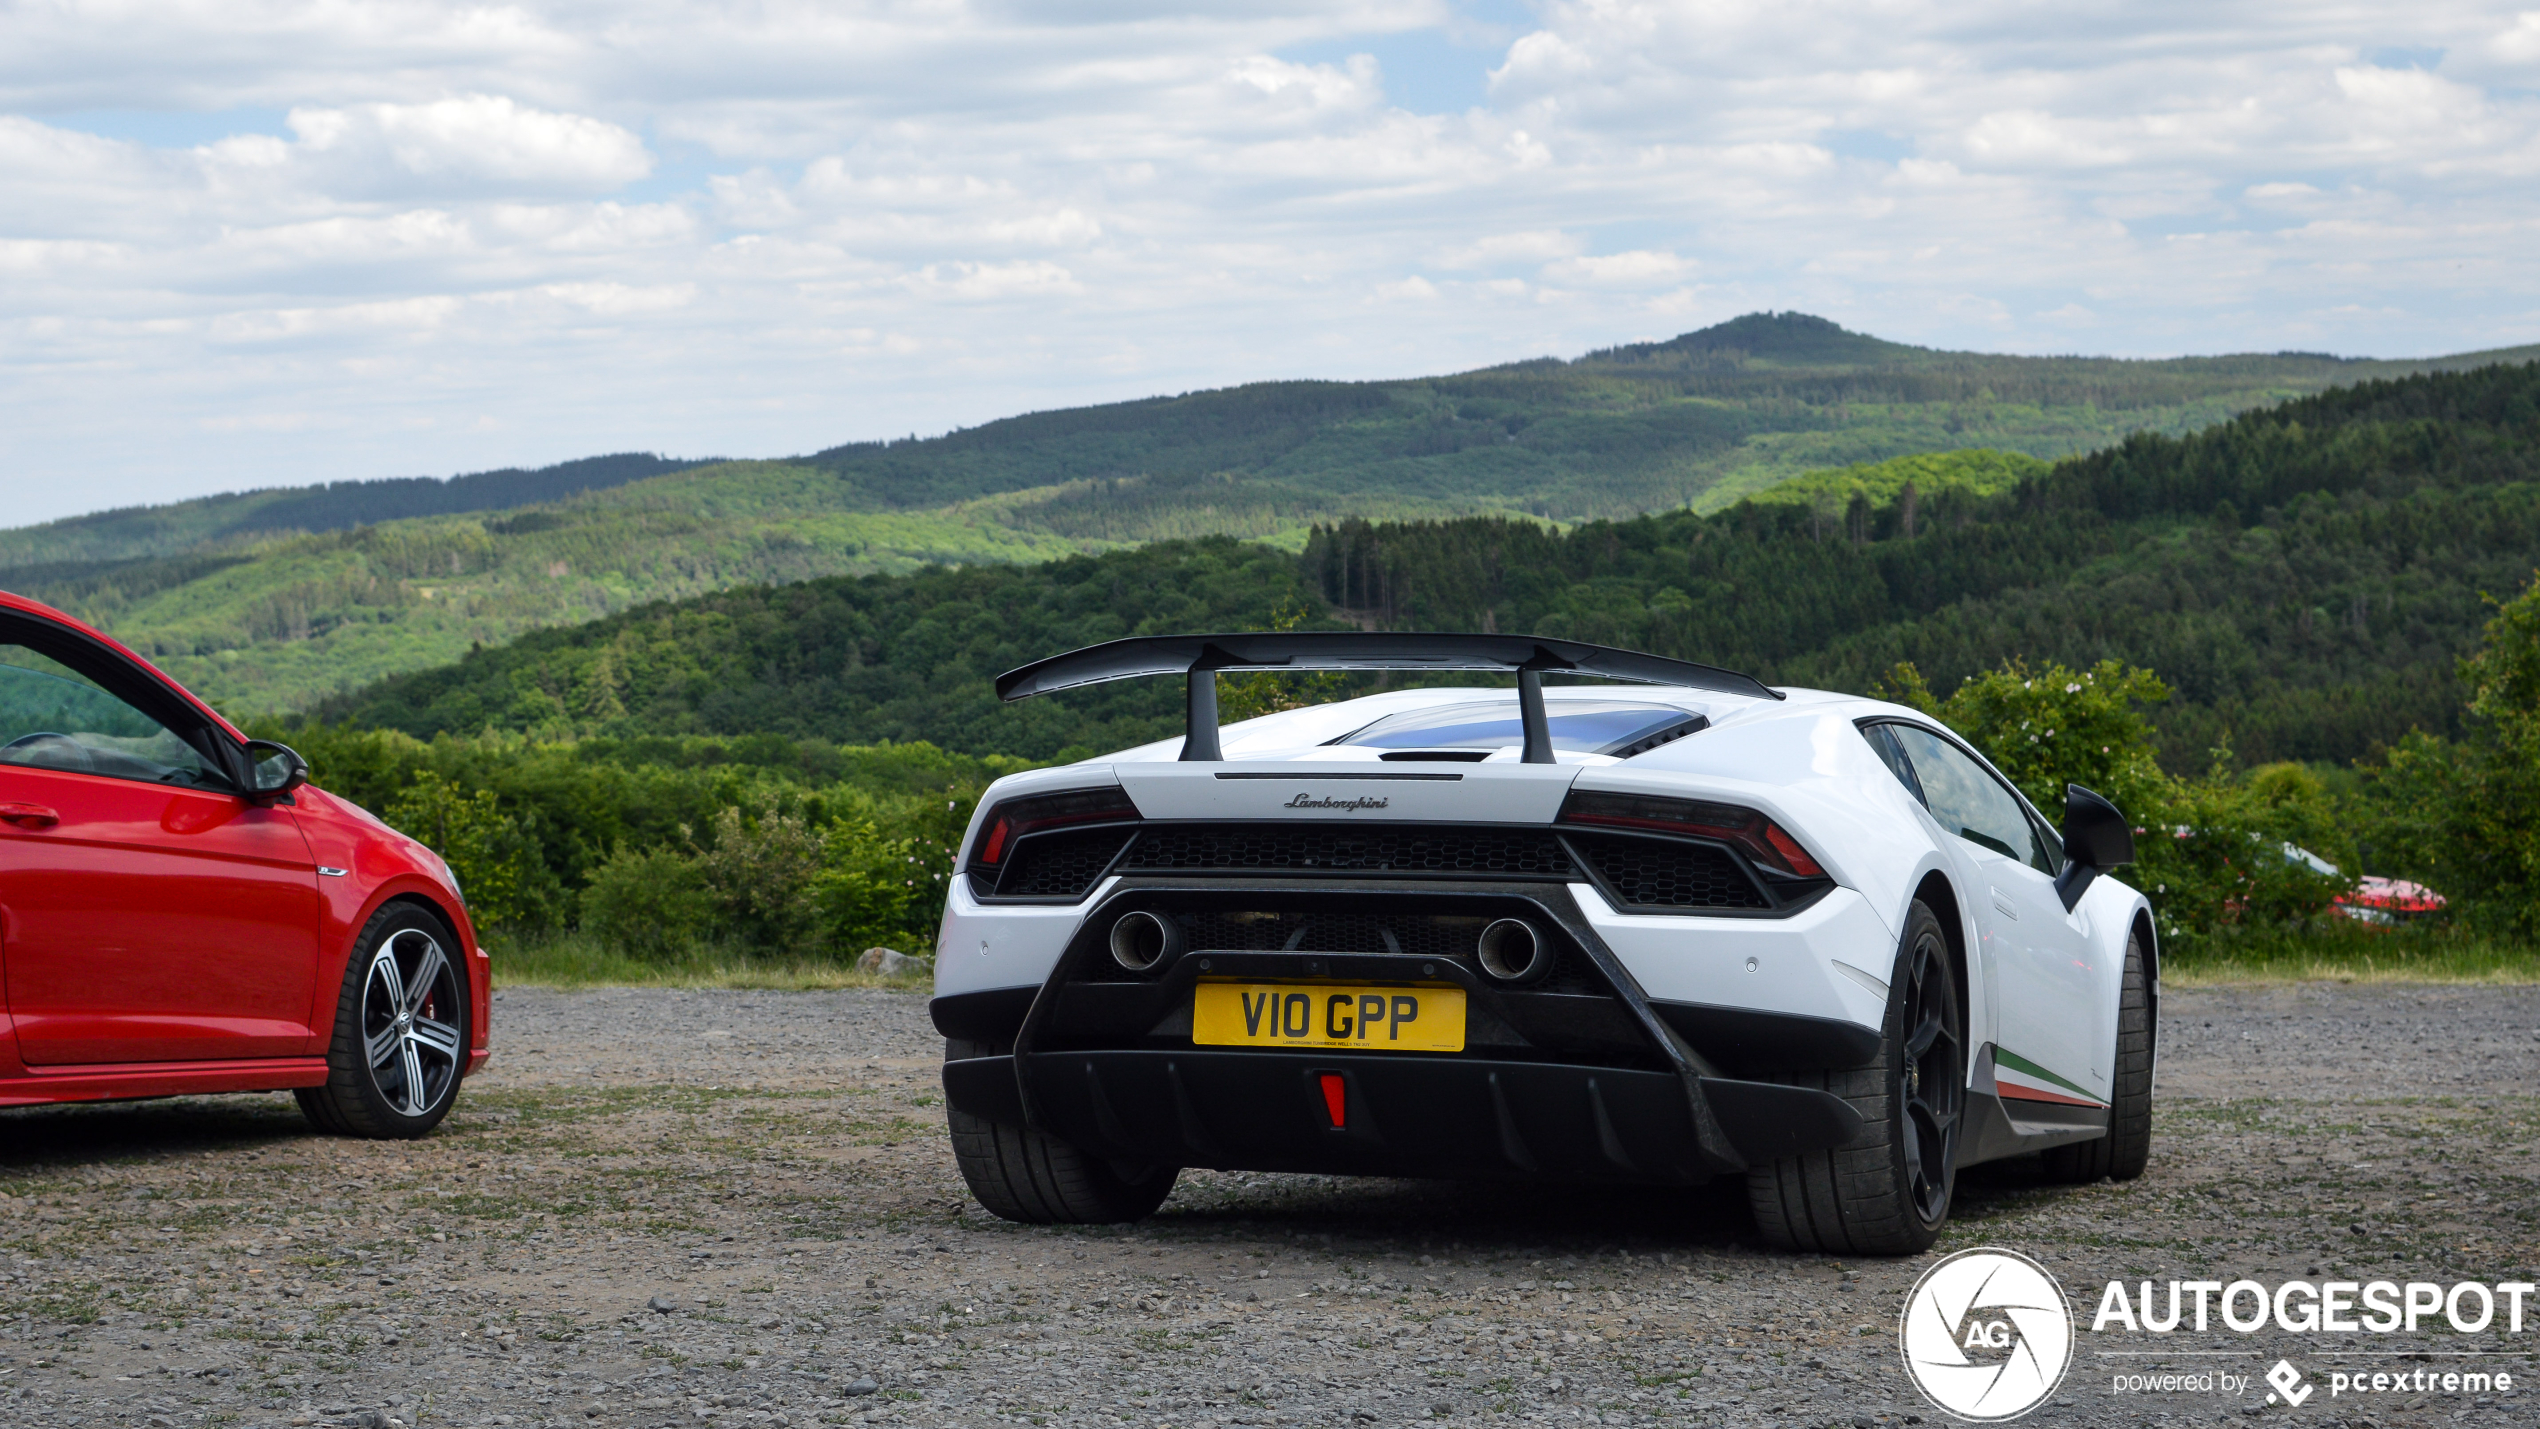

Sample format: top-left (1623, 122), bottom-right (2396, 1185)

top-left (930, 634), bottom-right (2155, 1254)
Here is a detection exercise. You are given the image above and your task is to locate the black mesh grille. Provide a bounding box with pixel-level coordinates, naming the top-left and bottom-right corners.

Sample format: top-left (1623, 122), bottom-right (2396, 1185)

top-left (1119, 824), bottom-right (1576, 879)
top-left (1568, 832), bottom-right (1768, 910)
top-left (1175, 910), bottom-right (1492, 961)
top-left (998, 827), bottom-right (1136, 898)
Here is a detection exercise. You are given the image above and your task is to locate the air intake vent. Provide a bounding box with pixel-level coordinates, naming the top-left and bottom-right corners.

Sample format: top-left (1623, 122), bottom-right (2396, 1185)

top-left (995, 828), bottom-right (1138, 899)
top-left (1567, 832), bottom-right (1770, 910)
top-left (1173, 909), bottom-right (1488, 961)
top-left (1118, 824), bottom-right (1576, 879)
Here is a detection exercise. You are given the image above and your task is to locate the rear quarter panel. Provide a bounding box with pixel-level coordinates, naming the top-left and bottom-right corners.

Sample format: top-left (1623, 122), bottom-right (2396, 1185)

top-left (1579, 703), bottom-right (2002, 1068)
top-left (1579, 704), bottom-right (1941, 945)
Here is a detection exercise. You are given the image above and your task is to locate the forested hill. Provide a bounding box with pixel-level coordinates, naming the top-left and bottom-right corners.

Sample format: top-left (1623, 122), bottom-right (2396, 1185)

top-left (15, 313), bottom-right (2537, 717)
top-left (318, 360), bottom-right (2540, 772)
top-left (0, 452), bottom-right (714, 569)
top-left (797, 311), bottom-right (2537, 522)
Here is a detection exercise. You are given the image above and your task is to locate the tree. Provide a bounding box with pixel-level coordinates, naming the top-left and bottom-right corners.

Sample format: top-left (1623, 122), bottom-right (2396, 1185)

top-left (2372, 571), bottom-right (2540, 935)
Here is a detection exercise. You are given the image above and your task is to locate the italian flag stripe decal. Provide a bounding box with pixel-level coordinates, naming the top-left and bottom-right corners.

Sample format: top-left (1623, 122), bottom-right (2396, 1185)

top-left (1995, 1048), bottom-right (2106, 1108)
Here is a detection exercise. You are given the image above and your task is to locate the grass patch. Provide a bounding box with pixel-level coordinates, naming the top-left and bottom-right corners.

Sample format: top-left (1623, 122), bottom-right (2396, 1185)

top-left (2163, 923), bottom-right (2540, 985)
top-left (490, 930), bottom-right (934, 991)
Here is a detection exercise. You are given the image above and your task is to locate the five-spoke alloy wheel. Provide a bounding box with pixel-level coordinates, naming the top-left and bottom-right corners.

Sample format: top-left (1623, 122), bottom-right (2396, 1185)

top-left (299, 903), bottom-right (471, 1138)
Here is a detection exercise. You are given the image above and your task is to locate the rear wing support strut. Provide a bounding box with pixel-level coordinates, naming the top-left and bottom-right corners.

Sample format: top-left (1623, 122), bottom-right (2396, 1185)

top-left (991, 631), bottom-right (1782, 764)
top-left (1183, 668), bottom-right (1224, 763)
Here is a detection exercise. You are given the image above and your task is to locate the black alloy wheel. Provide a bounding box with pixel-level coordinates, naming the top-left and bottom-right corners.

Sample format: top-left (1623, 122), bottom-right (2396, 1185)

top-left (1896, 924), bottom-right (1965, 1225)
top-left (1748, 900), bottom-right (1963, 1254)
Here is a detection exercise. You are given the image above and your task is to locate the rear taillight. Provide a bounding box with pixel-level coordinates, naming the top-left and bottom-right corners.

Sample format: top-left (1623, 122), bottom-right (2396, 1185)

top-left (1558, 789), bottom-right (1826, 878)
top-left (967, 786), bottom-right (1141, 877)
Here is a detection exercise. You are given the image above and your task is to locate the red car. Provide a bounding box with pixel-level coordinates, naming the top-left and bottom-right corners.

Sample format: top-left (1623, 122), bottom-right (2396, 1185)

top-left (0, 590), bottom-right (486, 1134)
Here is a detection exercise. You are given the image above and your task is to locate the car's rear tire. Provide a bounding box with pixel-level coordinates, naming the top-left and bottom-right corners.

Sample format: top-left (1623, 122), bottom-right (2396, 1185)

top-left (297, 902), bottom-right (470, 1139)
top-left (1747, 900), bottom-right (1962, 1255)
top-left (2042, 929), bottom-right (2153, 1183)
top-left (944, 1037), bottom-right (1178, 1224)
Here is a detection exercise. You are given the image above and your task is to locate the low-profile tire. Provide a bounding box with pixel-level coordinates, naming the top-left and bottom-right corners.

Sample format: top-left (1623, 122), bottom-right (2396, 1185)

top-left (2042, 929), bottom-right (2154, 1183)
top-left (944, 1037), bottom-right (1178, 1224)
top-left (297, 902), bottom-right (470, 1139)
top-left (1747, 900), bottom-right (1963, 1255)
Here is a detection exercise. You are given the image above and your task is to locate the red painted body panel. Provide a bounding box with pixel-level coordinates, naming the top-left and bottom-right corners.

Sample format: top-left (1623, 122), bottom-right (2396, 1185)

top-left (0, 589), bottom-right (488, 1105)
top-left (0, 1057), bottom-right (331, 1107)
top-left (0, 764), bottom-right (321, 1063)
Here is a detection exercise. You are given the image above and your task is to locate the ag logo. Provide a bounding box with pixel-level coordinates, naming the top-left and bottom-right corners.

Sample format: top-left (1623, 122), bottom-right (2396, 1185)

top-left (1899, 1248), bottom-right (2074, 1422)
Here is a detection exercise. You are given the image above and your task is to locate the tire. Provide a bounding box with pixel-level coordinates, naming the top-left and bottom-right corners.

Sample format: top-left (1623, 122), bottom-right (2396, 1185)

top-left (944, 1037), bottom-right (1178, 1224)
top-left (2042, 930), bottom-right (2154, 1183)
top-left (297, 902), bottom-right (470, 1139)
top-left (1747, 900), bottom-right (1963, 1255)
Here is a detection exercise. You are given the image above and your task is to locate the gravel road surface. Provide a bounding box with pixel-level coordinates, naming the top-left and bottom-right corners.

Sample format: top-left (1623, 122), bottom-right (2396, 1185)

top-left (2, 982), bottom-right (2534, 1429)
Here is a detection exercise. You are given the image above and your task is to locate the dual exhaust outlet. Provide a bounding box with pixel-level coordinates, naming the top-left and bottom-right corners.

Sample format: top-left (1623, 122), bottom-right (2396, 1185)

top-left (1106, 911), bottom-right (1552, 985)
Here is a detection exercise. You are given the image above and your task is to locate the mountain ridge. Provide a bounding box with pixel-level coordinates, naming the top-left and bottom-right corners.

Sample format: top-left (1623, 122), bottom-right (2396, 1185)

top-left (9, 313), bottom-right (2540, 716)
top-left (314, 357), bottom-right (2540, 774)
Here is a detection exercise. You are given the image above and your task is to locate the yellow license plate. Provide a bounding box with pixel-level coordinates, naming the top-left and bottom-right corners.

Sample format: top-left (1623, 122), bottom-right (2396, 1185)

top-left (1192, 981), bottom-right (1466, 1052)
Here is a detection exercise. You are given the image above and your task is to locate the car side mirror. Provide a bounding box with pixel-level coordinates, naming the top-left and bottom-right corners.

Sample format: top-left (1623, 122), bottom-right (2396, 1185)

top-left (243, 740), bottom-right (310, 803)
top-left (2052, 783), bottom-right (2133, 912)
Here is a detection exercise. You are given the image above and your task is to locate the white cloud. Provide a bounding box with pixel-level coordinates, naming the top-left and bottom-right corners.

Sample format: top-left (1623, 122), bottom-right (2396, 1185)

top-left (2489, 12), bottom-right (2540, 62)
top-left (914, 260), bottom-right (1082, 300)
top-left (1544, 249), bottom-right (1693, 285)
top-left (1, 1), bottom-right (2539, 522)
top-left (1436, 230), bottom-right (1580, 268)
top-left (286, 95), bottom-right (652, 195)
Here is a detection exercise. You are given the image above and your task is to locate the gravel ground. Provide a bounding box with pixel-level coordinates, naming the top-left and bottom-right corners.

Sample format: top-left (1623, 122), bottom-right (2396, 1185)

top-left (1, 982), bottom-right (2535, 1429)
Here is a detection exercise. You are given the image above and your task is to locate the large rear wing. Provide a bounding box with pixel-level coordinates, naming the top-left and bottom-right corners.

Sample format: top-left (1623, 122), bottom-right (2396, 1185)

top-left (993, 632), bottom-right (1779, 764)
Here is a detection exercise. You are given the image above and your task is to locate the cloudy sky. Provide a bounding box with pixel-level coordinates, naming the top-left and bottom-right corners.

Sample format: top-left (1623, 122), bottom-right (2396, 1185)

top-left (6, 1), bottom-right (2540, 524)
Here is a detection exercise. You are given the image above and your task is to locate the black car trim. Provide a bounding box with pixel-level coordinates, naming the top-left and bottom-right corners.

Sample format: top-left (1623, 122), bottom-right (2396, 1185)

top-left (981, 877), bottom-right (1853, 1176)
top-left (1648, 999), bottom-right (1883, 1075)
top-left (932, 985), bottom-right (1038, 1043)
top-left (931, 984), bottom-right (1885, 1076)
top-left (940, 1048), bottom-right (1861, 1179)
top-left (964, 816), bottom-right (1838, 918)
top-left (1211, 771), bottom-right (1467, 781)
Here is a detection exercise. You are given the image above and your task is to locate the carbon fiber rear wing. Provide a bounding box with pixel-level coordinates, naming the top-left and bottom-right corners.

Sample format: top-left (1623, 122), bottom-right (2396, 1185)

top-left (993, 632), bottom-right (1780, 763)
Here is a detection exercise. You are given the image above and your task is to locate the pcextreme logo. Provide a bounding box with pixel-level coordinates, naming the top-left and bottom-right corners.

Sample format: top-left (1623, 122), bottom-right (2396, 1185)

top-left (1899, 1248), bottom-right (2076, 1422)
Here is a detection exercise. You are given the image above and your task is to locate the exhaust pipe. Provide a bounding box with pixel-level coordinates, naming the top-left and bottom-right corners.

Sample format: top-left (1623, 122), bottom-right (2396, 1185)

top-left (1108, 910), bottom-right (1183, 974)
top-left (1476, 918), bottom-right (1551, 985)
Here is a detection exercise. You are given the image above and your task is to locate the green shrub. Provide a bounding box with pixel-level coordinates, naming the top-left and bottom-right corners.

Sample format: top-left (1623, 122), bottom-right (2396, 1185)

top-left (580, 846), bottom-right (716, 961)
top-left (2144, 758), bottom-right (2351, 944)
top-left (690, 802), bottom-right (828, 954)
top-left (814, 822), bottom-right (931, 954)
top-left (382, 770), bottom-right (560, 934)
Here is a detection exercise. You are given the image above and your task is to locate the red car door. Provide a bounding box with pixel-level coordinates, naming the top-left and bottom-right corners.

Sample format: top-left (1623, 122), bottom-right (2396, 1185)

top-left (0, 624), bottom-right (322, 1065)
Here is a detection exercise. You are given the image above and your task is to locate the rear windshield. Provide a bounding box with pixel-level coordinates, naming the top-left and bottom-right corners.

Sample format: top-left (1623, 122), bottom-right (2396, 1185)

top-left (1334, 700), bottom-right (1697, 755)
